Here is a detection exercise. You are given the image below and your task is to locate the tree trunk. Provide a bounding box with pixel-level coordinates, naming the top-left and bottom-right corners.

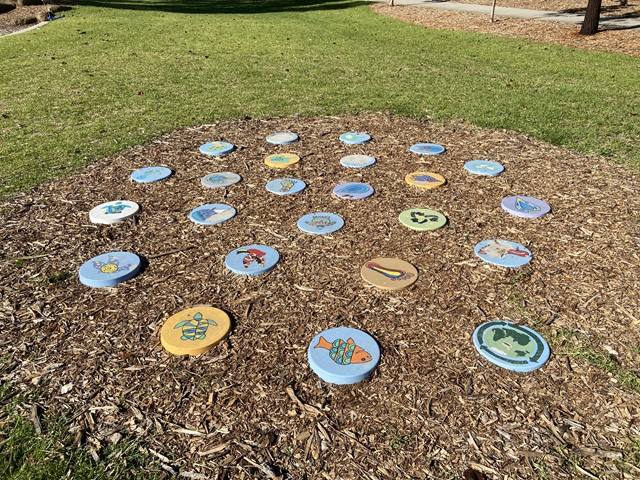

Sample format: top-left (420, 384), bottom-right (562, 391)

top-left (580, 0), bottom-right (602, 35)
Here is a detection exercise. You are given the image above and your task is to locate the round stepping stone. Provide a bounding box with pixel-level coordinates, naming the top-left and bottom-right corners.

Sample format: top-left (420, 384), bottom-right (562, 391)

top-left (473, 320), bottom-right (550, 372)
top-left (398, 208), bottom-right (447, 231)
top-left (332, 182), bottom-right (374, 200)
top-left (266, 132), bottom-right (299, 145)
top-left (297, 212), bottom-right (344, 235)
top-left (464, 160), bottom-right (504, 177)
top-left (189, 204), bottom-right (236, 225)
top-left (410, 143), bottom-right (445, 155)
top-left (89, 200), bottom-right (139, 225)
top-left (161, 306), bottom-right (231, 356)
top-left (405, 172), bottom-right (446, 190)
top-left (225, 244), bottom-right (280, 276)
top-left (340, 154), bottom-right (376, 168)
top-left (264, 153), bottom-right (300, 169)
top-left (79, 251), bottom-right (141, 288)
top-left (130, 166), bottom-right (172, 183)
top-left (501, 196), bottom-right (551, 218)
top-left (474, 239), bottom-right (532, 268)
top-left (308, 327), bottom-right (380, 385)
top-left (339, 132), bottom-right (371, 145)
top-left (265, 178), bottom-right (307, 195)
top-left (199, 141), bottom-right (235, 156)
top-left (201, 172), bottom-right (241, 188)
top-left (360, 257), bottom-right (418, 291)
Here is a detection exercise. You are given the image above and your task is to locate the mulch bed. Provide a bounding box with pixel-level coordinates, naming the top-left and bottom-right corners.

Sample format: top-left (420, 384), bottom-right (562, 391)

top-left (2, 114), bottom-right (640, 479)
top-left (373, 4), bottom-right (640, 57)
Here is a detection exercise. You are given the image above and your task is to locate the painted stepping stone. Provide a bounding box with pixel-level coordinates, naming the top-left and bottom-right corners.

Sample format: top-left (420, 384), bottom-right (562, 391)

top-left (339, 132), bottom-right (371, 145)
top-left (308, 327), bottom-right (380, 385)
top-left (464, 160), bottom-right (504, 177)
top-left (398, 208), bottom-right (447, 231)
top-left (225, 244), bottom-right (280, 276)
top-left (297, 212), bottom-right (344, 235)
top-left (473, 320), bottom-right (550, 372)
top-left (474, 239), bottom-right (532, 268)
top-left (199, 141), bottom-right (235, 156)
top-left (161, 306), bottom-right (231, 356)
top-left (201, 172), bottom-right (241, 188)
top-left (266, 178), bottom-right (307, 195)
top-left (405, 172), bottom-right (446, 190)
top-left (332, 182), bottom-right (374, 200)
top-left (264, 153), bottom-right (300, 169)
top-left (360, 257), bottom-right (418, 291)
top-left (409, 143), bottom-right (445, 155)
top-left (130, 166), bottom-right (172, 183)
top-left (89, 200), bottom-right (140, 225)
top-left (189, 204), bottom-right (236, 225)
top-left (266, 132), bottom-right (299, 145)
top-left (340, 155), bottom-right (376, 168)
top-left (79, 251), bottom-right (141, 288)
top-left (501, 196), bottom-right (551, 218)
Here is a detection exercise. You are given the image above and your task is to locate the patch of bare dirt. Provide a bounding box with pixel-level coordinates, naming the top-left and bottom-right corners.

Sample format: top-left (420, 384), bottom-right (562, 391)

top-left (373, 3), bottom-right (640, 57)
top-left (2, 114), bottom-right (640, 479)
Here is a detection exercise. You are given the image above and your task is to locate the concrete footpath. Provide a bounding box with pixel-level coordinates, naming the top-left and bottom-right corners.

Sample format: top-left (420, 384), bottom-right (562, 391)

top-left (379, 1), bottom-right (640, 30)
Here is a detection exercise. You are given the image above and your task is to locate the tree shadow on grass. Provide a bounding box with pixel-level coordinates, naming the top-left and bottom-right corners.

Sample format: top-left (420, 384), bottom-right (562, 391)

top-left (77, 0), bottom-right (370, 14)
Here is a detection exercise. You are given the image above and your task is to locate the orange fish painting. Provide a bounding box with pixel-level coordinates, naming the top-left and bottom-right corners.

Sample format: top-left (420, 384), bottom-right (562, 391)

top-left (314, 336), bottom-right (372, 365)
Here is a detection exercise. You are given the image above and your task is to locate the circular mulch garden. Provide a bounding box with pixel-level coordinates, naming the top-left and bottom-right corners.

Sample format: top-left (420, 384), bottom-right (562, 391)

top-left (1, 114), bottom-right (639, 479)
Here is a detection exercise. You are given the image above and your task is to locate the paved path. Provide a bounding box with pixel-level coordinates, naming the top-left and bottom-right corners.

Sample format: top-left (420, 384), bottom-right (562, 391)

top-left (381, 1), bottom-right (640, 30)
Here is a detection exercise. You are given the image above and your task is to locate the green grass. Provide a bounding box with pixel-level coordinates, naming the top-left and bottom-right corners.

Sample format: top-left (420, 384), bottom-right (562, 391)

top-left (0, 382), bottom-right (159, 479)
top-left (0, 414), bottom-right (159, 479)
top-left (0, 0), bottom-right (638, 198)
top-left (550, 330), bottom-right (640, 393)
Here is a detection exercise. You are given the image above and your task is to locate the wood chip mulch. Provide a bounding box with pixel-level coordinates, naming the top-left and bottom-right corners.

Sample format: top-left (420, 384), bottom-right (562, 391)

top-left (2, 114), bottom-right (640, 478)
top-left (373, 4), bottom-right (640, 57)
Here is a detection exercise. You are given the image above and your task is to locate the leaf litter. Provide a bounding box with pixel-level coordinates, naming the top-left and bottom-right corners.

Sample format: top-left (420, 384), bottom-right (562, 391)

top-left (1, 114), bottom-right (640, 479)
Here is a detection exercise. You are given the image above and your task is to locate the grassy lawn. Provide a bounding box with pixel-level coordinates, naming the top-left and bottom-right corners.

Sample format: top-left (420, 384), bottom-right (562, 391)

top-left (0, 0), bottom-right (638, 198)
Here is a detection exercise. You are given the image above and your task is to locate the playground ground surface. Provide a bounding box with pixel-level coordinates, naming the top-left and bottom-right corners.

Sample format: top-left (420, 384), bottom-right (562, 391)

top-left (1, 1), bottom-right (640, 478)
top-left (2, 114), bottom-right (640, 479)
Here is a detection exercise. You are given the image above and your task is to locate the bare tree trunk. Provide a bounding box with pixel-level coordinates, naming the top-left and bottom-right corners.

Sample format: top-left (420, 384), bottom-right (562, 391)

top-left (580, 0), bottom-right (602, 35)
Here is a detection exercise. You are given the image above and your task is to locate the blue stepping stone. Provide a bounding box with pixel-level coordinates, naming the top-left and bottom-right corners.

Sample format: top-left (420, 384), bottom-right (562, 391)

top-left (189, 204), bottom-right (236, 225)
top-left (474, 239), bottom-right (532, 268)
top-left (225, 245), bottom-right (280, 276)
top-left (339, 132), bottom-right (371, 145)
top-left (79, 251), bottom-right (141, 288)
top-left (464, 160), bottom-right (504, 177)
top-left (332, 182), bottom-right (374, 200)
top-left (199, 141), bottom-right (235, 156)
top-left (410, 143), bottom-right (445, 155)
top-left (297, 212), bottom-right (344, 235)
top-left (473, 320), bottom-right (550, 372)
top-left (265, 178), bottom-right (307, 195)
top-left (130, 166), bottom-right (172, 183)
top-left (308, 327), bottom-right (380, 384)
